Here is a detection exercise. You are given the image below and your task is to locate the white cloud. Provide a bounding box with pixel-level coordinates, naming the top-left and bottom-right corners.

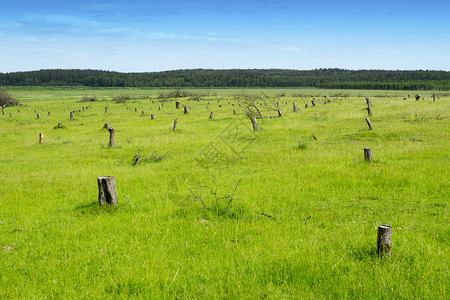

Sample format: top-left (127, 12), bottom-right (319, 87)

top-left (278, 46), bottom-right (305, 52)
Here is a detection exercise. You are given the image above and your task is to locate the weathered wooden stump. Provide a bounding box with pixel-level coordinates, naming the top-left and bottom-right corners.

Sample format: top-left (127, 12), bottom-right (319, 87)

top-left (209, 112), bottom-right (214, 119)
top-left (39, 133), bottom-right (44, 144)
top-left (184, 106), bottom-right (189, 114)
top-left (48, 111), bottom-right (51, 116)
top-left (108, 127), bottom-right (115, 148)
top-left (311, 98), bottom-right (316, 106)
top-left (277, 109), bottom-right (282, 117)
top-left (250, 117), bottom-right (259, 132)
top-left (58, 122), bottom-right (63, 128)
top-left (293, 102), bottom-right (298, 112)
top-left (305, 103), bottom-right (308, 108)
top-left (37, 113), bottom-right (40, 119)
top-left (176, 101), bottom-right (181, 109)
top-left (433, 94), bottom-right (436, 102)
top-left (366, 117), bottom-right (373, 130)
top-left (367, 103), bottom-right (373, 116)
top-left (173, 118), bottom-right (179, 131)
top-left (158, 106), bottom-right (161, 110)
top-left (70, 111), bottom-right (74, 119)
top-left (97, 176), bottom-right (118, 206)
top-left (83, 106), bottom-right (85, 111)
top-left (364, 148), bottom-right (373, 161)
top-left (233, 109), bottom-right (236, 114)
top-left (135, 108), bottom-right (138, 112)
top-left (9, 113), bottom-right (12, 117)
top-left (151, 114), bottom-right (155, 119)
top-left (377, 225), bottom-right (392, 257)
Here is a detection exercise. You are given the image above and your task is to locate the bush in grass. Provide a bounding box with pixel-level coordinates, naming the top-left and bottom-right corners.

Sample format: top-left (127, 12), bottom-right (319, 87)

top-left (298, 137), bottom-right (309, 150)
top-left (0, 89), bottom-right (19, 107)
top-left (79, 96), bottom-right (98, 102)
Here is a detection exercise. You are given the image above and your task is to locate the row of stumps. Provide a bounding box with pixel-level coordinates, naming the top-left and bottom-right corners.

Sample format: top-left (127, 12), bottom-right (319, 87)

top-left (95, 175), bottom-right (392, 257)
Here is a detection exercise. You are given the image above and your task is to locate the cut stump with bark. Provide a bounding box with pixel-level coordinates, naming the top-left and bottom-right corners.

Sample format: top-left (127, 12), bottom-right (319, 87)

top-left (377, 225), bottom-right (392, 257)
top-left (251, 117), bottom-right (259, 132)
top-left (97, 176), bottom-right (118, 206)
top-left (109, 127), bottom-right (115, 148)
top-left (364, 148), bottom-right (373, 161)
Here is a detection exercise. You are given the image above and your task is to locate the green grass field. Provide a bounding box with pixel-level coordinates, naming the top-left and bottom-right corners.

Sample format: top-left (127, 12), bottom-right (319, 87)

top-left (1, 87), bottom-right (448, 299)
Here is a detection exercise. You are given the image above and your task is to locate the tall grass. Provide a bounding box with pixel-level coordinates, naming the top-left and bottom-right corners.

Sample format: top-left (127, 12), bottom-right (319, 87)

top-left (0, 88), bottom-right (448, 298)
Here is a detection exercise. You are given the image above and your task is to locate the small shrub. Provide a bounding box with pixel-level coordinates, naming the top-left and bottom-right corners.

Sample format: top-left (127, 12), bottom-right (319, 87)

top-left (297, 137), bottom-right (309, 150)
top-left (79, 96), bottom-right (98, 102)
top-left (0, 89), bottom-right (19, 107)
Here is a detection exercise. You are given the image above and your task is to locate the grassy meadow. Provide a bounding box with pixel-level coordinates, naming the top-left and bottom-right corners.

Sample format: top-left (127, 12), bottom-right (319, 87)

top-left (0, 87), bottom-right (448, 298)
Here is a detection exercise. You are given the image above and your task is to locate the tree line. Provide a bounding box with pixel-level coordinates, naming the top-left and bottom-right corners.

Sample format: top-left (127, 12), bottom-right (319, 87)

top-left (0, 68), bottom-right (449, 90)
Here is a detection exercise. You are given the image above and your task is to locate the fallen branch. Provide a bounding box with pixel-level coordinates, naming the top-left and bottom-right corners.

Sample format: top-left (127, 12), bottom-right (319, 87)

top-left (256, 212), bottom-right (276, 221)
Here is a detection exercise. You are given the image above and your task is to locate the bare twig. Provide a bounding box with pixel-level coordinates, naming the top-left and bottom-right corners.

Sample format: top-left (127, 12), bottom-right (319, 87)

top-left (256, 212), bottom-right (276, 221)
top-left (325, 130), bottom-right (335, 143)
top-left (188, 189), bottom-right (209, 209)
top-left (226, 179), bottom-right (241, 213)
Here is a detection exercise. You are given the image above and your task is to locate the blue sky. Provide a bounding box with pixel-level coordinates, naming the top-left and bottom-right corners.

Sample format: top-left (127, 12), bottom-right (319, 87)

top-left (1, 0), bottom-right (449, 72)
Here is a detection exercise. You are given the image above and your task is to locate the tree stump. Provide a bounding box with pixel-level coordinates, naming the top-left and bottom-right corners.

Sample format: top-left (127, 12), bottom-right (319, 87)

top-left (83, 106), bottom-right (85, 111)
top-left (173, 118), bottom-right (179, 131)
top-left (277, 109), bottom-right (282, 117)
top-left (70, 111), bottom-right (74, 119)
top-left (108, 127), bottom-right (115, 148)
top-left (135, 108), bottom-right (138, 112)
top-left (142, 111), bottom-right (145, 115)
top-left (176, 101), bottom-right (180, 109)
top-left (311, 98), bottom-right (316, 106)
top-left (58, 122), bottom-right (63, 128)
top-left (293, 102), bottom-right (298, 112)
top-left (233, 109), bottom-right (236, 114)
top-left (9, 113), bottom-right (12, 117)
top-left (305, 103), bottom-right (308, 108)
top-left (366, 117), bottom-right (373, 130)
top-left (184, 106), bottom-right (189, 114)
top-left (367, 103), bottom-right (373, 116)
top-left (415, 94), bottom-right (420, 101)
top-left (250, 117), bottom-right (258, 132)
top-left (39, 133), bottom-right (44, 144)
top-left (37, 113), bottom-right (40, 119)
top-left (104, 122), bottom-right (111, 130)
top-left (97, 176), bottom-right (118, 206)
top-left (377, 225), bottom-right (392, 257)
top-left (433, 94), bottom-right (436, 102)
top-left (48, 111), bottom-right (51, 116)
top-left (151, 114), bottom-right (155, 119)
top-left (364, 148), bottom-right (373, 161)
top-left (209, 112), bottom-right (214, 119)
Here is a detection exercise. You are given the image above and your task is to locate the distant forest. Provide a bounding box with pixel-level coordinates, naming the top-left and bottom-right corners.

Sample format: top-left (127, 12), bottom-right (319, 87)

top-left (1, 69), bottom-right (449, 90)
